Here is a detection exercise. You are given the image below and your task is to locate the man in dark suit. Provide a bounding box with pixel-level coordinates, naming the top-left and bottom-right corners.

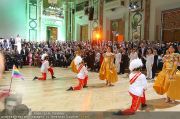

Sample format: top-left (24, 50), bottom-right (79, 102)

top-left (138, 43), bottom-right (147, 69)
top-left (20, 46), bottom-right (29, 65)
top-left (89, 50), bottom-right (95, 71)
top-left (53, 51), bottom-right (58, 67)
top-left (56, 51), bottom-right (61, 67)
top-left (120, 48), bottom-right (129, 74)
top-left (59, 52), bottom-right (64, 67)
top-left (156, 43), bottom-right (163, 55)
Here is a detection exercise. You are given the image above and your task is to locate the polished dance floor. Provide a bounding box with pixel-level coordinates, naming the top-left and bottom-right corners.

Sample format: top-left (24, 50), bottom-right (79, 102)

top-left (0, 67), bottom-right (180, 111)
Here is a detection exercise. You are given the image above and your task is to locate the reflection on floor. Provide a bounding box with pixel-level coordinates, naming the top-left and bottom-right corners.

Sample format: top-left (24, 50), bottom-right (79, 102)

top-left (0, 67), bottom-right (179, 111)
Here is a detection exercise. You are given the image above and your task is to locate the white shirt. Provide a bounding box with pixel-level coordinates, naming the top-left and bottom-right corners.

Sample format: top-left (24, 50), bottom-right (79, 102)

top-left (15, 36), bottom-right (22, 54)
top-left (115, 53), bottom-right (122, 63)
top-left (95, 52), bottom-right (100, 62)
top-left (129, 72), bottom-right (147, 97)
top-left (55, 54), bottom-right (57, 60)
top-left (141, 48), bottom-right (145, 56)
top-left (41, 60), bottom-right (49, 73)
top-left (15, 36), bottom-right (21, 44)
top-left (77, 65), bottom-right (88, 80)
top-left (145, 54), bottom-right (154, 65)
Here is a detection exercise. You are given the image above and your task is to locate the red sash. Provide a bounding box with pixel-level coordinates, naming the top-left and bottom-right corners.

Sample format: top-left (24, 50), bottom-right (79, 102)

top-left (78, 65), bottom-right (84, 73)
top-left (129, 72), bottom-right (142, 85)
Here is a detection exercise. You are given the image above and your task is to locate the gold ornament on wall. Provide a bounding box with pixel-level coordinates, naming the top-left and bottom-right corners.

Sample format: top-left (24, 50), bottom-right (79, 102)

top-left (133, 32), bottom-right (140, 40)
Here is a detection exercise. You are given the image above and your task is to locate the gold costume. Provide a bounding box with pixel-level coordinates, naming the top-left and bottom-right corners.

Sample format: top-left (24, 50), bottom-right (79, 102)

top-left (99, 52), bottom-right (118, 83)
top-left (70, 59), bottom-right (78, 73)
top-left (70, 49), bottom-right (81, 73)
top-left (167, 70), bottom-right (180, 100)
top-left (153, 53), bottom-right (180, 99)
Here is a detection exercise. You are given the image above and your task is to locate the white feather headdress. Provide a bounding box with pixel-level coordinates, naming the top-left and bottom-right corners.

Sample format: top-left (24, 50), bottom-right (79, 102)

top-left (129, 58), bottom-right (143, 71)
top-left (74, 56), bottom-right (82, 65)
top-left (41, 53), bottom-right (48, 60)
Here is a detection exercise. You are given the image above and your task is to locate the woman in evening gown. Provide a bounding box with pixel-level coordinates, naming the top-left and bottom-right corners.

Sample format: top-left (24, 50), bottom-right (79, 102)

top-left (99, 46), bottom-right (118, 86)
top-left (153, 45), bottom-right (180, 103)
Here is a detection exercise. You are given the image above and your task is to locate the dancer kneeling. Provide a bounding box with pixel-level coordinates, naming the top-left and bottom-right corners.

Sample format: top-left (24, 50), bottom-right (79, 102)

top-left (67, 59), bottom-right (88, 91)
top-left (33, 54), bottom-right (56, 80)
top-left (114, 58), bottom-right (147, 115)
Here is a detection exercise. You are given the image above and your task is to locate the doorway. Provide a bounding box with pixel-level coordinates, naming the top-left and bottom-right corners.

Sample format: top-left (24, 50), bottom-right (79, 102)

top-left (110, 19), bottom-right (125, 42)
top-left (80, 25), bottom-right (88, 41)
top-left (47, 26), bottom-right (58, 42)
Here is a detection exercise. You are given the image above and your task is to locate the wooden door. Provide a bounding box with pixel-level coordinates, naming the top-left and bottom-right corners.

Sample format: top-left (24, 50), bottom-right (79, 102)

top-left (80, 25), bottom-right (88, 41)
top-left (110, 19), bottom-right (125, 42)
top-left (47, 26), bottom-right (58, 42)
top-left (162, 8), bottom-right (180, 42)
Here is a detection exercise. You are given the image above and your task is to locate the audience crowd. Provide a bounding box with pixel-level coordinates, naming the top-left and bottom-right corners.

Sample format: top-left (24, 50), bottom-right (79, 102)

top-left (0, 37), bottom-right (179, 80)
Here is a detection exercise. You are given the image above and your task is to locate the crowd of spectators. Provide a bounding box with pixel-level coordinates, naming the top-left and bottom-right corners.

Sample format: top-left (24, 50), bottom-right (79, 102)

top-left (0, 37), bottom-right (179, 79)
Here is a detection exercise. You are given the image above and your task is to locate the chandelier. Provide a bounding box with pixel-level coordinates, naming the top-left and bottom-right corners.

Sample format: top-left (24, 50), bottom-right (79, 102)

top-left (129, 0), bottom-right (142, 12)
top-left (43, 3), bottom-right (64, 18)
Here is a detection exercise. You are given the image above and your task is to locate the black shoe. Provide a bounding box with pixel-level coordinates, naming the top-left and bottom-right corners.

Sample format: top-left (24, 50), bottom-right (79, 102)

top-left (113, 110), bottom-right (123, 115)
top-left (52, 76), bottom-right (56, 79)
top-left (66, 87), bottom-right (73, 91)
top-left (33, 77), bottom-right (38, 80)
top-left (147, 78), bottom-right (151, 80)
top-left (83, 86), bottom-right (88, 88)
top-left (141, 104), bottom-right (147, 110)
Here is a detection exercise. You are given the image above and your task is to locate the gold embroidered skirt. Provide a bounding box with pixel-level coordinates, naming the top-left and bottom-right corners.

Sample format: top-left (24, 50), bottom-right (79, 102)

top-left (153, 70), bottom-right (180, 100)
top-left (99, 60), bottom-right (118, 83)
top-left (70, 59), bottom-right (78, 73)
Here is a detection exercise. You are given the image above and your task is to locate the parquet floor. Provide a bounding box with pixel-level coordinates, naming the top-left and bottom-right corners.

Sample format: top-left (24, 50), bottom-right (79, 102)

top-left (0, 67), bottom-right (179, 111)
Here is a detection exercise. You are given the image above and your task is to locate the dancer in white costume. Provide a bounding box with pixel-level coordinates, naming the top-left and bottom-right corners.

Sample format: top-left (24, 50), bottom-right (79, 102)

top-left (15, 35), bottom-right (22, 54)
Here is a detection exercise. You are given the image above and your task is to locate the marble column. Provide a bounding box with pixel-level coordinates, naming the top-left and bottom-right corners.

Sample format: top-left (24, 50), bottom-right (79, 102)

top-left (99, 0), bottom-right (104, 27)
top-left (144, 0), bottom-right (151, 41)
